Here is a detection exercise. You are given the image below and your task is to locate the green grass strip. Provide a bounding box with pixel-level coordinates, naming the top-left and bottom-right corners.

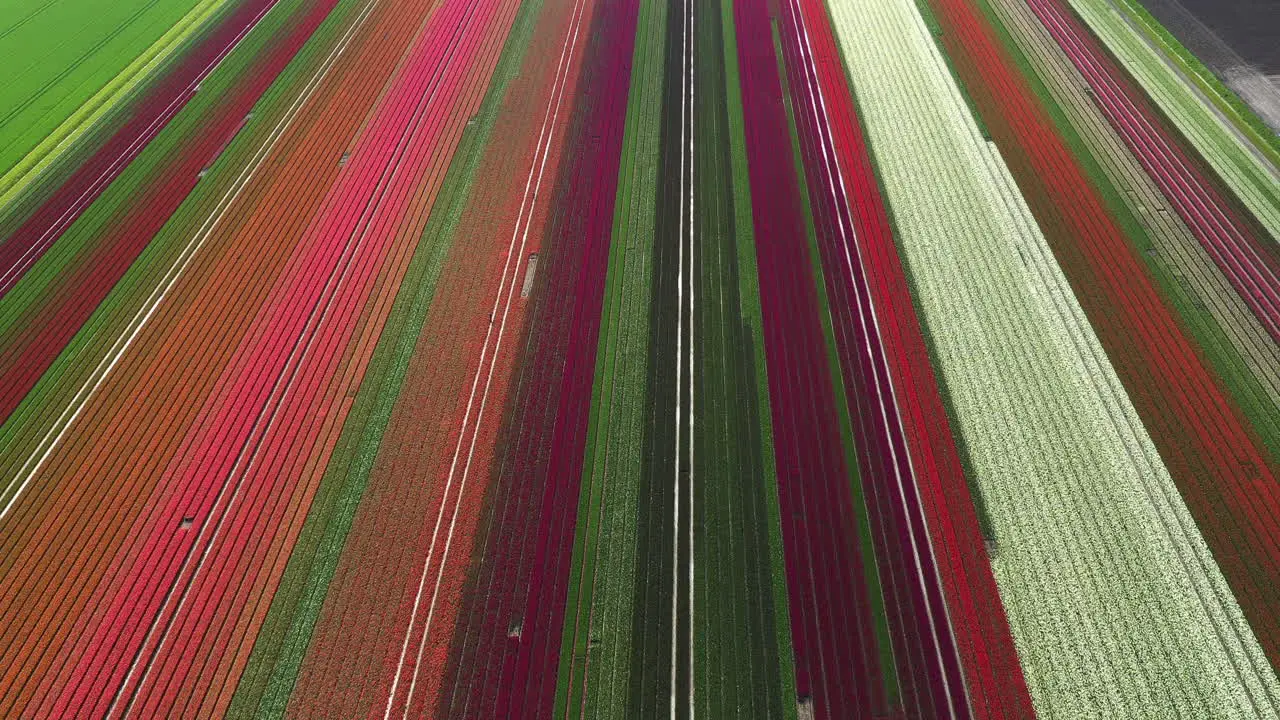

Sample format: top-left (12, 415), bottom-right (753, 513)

top-left (0, 0), bottom-right (207, 176)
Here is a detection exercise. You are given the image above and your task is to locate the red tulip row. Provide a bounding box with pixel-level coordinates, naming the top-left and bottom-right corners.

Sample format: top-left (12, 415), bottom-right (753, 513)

top-left (0, 0), bottom-right (382, 714)
top-left (0, 0), bottom-right (525, 715)
top-left (285, 0), bottom-right (601, 713)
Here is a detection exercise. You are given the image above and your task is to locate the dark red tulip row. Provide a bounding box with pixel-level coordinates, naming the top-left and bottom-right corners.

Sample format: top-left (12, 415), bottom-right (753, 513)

top-left (772, 0), bottom-right (1038, 716)
top-left (732, 0), bottom-right (896, 714)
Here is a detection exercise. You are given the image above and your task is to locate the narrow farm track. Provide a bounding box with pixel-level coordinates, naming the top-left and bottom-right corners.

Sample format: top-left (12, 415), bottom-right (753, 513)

top-left (2, 0), bottom-right (1279, 713)
top-left (923, 0), bottom-right (1280, 670)
top-left (673, 0), bottom-right (695, 709)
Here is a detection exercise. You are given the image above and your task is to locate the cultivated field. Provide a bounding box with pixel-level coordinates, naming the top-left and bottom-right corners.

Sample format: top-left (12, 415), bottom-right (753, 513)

top-left (0, 0), bottom-right (1276, 716)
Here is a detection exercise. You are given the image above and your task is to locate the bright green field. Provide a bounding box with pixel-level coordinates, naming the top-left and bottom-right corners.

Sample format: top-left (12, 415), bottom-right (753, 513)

top-left (0, 0), bottom-right (207, 177)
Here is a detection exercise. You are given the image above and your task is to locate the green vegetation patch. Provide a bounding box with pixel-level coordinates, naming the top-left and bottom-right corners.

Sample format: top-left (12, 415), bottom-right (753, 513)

top-left (0, 0), bottom-right (209, 179)
top-left (0, 0), bottom-right (319, 491)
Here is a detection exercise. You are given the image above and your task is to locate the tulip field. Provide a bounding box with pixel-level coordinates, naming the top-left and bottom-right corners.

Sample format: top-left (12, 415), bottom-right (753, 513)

top-left (0, 0), bottom-right (1277, 714)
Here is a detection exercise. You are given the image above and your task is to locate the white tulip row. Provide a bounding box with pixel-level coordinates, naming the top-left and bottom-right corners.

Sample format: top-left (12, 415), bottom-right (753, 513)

top-left (823, 0), bottom-right (1280, 716)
